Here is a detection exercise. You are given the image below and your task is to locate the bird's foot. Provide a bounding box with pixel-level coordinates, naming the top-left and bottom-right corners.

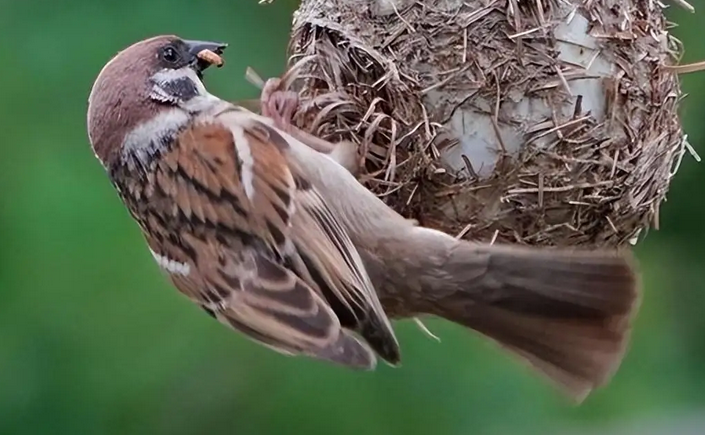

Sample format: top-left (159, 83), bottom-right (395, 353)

top-left (260, 77), bottom-right (300, 134)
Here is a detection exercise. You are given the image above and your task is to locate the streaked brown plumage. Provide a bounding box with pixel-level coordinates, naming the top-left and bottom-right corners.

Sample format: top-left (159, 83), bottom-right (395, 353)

top-left (88, 35), bottom-right (399, 369)
top-left (87, 35), bottom-right (641, 403)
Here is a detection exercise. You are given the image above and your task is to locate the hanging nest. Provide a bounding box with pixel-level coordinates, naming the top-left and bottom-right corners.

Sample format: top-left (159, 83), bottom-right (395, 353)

top-left (271, 0), bottom-right (697, 247)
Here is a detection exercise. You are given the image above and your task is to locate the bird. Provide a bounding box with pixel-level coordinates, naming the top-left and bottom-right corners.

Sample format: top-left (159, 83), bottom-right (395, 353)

top-left (87, 35), bottom-right (641, 402)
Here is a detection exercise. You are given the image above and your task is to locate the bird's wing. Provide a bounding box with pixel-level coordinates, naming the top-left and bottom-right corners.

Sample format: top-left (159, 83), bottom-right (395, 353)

top-left (216, 108), bottom-right (399, 363)
top-left (128, 109), bottom-right (396, 367)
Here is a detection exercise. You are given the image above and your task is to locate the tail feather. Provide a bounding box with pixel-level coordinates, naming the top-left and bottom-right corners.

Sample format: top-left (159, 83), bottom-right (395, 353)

top-left (475, 246), bottom-right (638, 318)
top-left (457, 304), bottom-right (630, 401)
top-left (435, 244), bottom-right (640, 401)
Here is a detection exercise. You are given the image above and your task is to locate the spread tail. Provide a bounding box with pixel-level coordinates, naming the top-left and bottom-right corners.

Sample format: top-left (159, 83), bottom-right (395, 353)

top-left (427, 244), bottom-right (640, 401)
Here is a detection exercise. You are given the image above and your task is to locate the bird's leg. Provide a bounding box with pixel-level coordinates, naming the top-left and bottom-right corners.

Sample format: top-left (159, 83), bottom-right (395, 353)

top-left (260, 78), bottom-right (300, 134)
top-left (260, 78), bottom-right (361, 175)
top-left (260, 78), bottom-right (336, 155)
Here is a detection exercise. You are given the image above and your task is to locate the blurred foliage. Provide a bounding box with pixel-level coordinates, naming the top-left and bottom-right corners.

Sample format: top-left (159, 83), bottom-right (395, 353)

top-left (1, 1), bottom-right (705, 434)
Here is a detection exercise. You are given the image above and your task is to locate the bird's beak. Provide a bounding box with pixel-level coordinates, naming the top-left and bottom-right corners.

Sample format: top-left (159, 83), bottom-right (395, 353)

top-left (185, 39), bottom-right (228, 74)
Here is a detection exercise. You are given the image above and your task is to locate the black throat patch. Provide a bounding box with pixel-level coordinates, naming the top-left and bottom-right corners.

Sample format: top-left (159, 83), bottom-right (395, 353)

top-left (151, 76), bottom-right (200, 104)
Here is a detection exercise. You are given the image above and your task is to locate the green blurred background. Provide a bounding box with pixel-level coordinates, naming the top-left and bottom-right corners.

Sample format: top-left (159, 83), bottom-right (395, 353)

top-left (1, 1), bottom-right (705, 434)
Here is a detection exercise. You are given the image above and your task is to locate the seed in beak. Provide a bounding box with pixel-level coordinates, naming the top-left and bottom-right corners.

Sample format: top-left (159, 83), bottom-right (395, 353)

top-left (197, 49), bottom-right (224, 67)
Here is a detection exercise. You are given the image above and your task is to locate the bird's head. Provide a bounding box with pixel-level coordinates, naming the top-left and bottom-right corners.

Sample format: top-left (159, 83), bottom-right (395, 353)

top-left (87, 35), bottom-right (227, 169)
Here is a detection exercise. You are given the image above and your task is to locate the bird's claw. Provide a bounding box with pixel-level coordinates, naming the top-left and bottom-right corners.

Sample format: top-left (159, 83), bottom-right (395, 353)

top-left (260, 78), bottom-right (300, 133)
top-left (259, 77), bottom-right (361, 175)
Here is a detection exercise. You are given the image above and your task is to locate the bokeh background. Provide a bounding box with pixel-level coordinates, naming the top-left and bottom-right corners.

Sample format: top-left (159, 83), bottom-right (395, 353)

top-left (1, 1), bottom-right (705, 434)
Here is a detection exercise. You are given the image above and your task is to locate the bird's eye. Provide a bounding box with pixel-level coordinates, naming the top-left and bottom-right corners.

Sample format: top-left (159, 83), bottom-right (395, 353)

top-left (161, 46), bottom-right (180, 64)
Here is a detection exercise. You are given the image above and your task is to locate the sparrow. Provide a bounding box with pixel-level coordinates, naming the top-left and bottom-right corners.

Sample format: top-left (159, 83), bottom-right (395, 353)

top-left (87, 35), bottom-right (640, 402)
top-left (87, 35), bottom-right (400, 368)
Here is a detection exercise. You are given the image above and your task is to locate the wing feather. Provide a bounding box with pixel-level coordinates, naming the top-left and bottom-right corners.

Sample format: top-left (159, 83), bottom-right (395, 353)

top-left (127, 107), bottom-right (398, 367)
top-left (225, 115), bottom-right (400, 364)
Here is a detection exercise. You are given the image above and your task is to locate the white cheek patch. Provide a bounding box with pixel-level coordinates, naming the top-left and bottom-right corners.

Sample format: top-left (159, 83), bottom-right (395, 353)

top-left (149, 248), bottom-right (191, 276)
top-left (150, 68), bottom-right (219, 112)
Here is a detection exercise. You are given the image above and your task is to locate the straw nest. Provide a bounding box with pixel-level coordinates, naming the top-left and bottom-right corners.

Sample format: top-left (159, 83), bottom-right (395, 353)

top-left (275, 0), bottom-right (694, 247)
